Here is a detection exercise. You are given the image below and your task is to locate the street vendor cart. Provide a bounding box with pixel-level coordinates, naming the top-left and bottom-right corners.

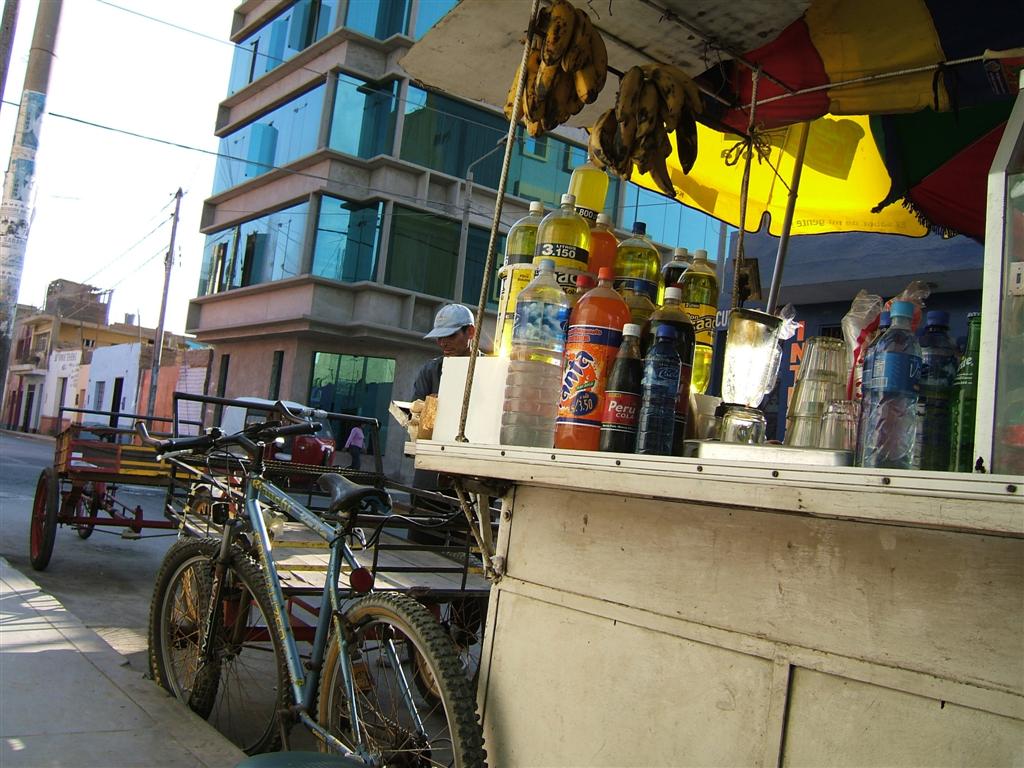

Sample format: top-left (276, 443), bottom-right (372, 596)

top-left (400, 1), bottom-right (1023, 764)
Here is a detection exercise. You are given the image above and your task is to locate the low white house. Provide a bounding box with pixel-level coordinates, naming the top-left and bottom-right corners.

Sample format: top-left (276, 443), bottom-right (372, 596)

top-left (84, 343), bottom-right (144, 428)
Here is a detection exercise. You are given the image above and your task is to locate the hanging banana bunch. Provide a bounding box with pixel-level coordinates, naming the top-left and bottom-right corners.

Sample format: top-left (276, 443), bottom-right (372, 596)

top-left (503, 0), bottom-right (608, 137)
top-left (588, 63), bottom-right (703, 198)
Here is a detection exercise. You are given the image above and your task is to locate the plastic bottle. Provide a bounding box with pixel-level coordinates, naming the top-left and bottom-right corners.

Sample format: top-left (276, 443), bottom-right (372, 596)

top-left (500, 259), bottom-right (572, 448)
top-left (859, 301), bottom-right (922, 469)
top-left (572, 273), bottom-right (595, 306)
top-left (494, 201), bottom-right (545, 357)
top-left (646, 286), bottom-right (696, 455)
top-left (534, 193), bottom-right (591, 296)
top-left (599, 323), bottom-right (643, 453)
top-left (613, 221), bottom-right (661, 305)
top-left (678, 249), bottom-right (719, 394)
top-left (635, 325), bottom-right (682, 456)
top-left (588, 214), bottom-right (619, 276)
top-left (914, 310), bottom-right (959, 471)
top-left (658, 247), bottom-right (690, 306)
top-left (554, 267), bottom-right (631, 452)
top-left (567, 158), bottom-right (609, 224)
top-left (948, 312), bottom-right (981, 472)
top-left (855, 310), bottom-right (890, 464)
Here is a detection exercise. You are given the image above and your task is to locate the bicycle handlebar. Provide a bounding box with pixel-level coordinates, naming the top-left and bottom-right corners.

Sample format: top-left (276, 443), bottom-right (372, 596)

top-left (134, 417), bottom-right (321, 458)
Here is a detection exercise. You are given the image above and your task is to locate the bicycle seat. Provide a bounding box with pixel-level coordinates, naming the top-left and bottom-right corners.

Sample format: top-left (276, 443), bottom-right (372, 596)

top-left (317, 473), bottom-right (389, 516)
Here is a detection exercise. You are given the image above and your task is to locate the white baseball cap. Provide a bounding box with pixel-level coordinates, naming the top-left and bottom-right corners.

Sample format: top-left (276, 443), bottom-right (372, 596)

top-left (424, 304), bottom-right (475, 339)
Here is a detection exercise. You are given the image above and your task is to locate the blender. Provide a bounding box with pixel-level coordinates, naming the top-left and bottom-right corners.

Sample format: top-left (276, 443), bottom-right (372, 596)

top-left (718, 308), bottom-right (783, 444)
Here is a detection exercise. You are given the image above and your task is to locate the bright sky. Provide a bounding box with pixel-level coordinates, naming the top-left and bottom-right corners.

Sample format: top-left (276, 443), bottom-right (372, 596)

top-left (1, 0), bottom-right (238, 335)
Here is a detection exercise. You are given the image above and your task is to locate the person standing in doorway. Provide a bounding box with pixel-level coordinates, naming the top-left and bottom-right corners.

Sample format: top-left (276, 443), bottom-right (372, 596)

top-left (344, 424), bottom-right (364, 470)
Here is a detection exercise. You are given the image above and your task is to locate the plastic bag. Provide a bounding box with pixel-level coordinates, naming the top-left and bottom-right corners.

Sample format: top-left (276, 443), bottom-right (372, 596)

top-left (762, 304), bottom-right (798, 401)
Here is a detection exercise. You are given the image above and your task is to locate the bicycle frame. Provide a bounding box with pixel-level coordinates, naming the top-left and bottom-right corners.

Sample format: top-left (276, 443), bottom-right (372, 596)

top-left (195, 451), bottom-right (425, 762)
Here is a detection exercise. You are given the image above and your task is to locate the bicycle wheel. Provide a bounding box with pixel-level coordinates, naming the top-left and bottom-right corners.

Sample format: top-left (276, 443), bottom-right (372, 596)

top-left (317, 592), bottom-right (487, 768)
top-left (412, 596), bottom-right (487, 703)
top-left (148, 537), bottom-right (288, 755)
top-left (29, 468), bottom-right (59, 571)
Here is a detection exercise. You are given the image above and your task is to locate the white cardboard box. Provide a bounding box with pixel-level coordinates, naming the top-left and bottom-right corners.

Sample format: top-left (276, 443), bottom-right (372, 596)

top-left (433, 356), bottom-right (509, 445)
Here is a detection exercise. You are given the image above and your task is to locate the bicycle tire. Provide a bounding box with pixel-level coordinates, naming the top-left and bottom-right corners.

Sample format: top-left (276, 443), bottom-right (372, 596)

top-left (412, 596), bottom-right (487, 704)
top-left (317, 591), bottom-right (487, 768)
top-left (29, 468), bottom-right (59, 571)
top-left (148, 537), bottom-right (288, 755)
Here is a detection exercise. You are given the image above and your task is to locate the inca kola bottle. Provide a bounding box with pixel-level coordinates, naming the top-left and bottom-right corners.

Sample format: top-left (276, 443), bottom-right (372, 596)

top-left (495, 201), bottom-right (545, 357)
top-left (678, 249), bottom-right (719, 394)
top-left (567, 157), bottom-right (609, 224)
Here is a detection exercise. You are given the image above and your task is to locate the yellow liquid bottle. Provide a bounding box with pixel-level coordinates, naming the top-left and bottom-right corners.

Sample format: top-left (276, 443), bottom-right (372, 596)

top-left (677, 248), bottom-right (719, 394)
top-left (567, 159), bottom-right (609, 224)
top-left (534, 193), bottom-right (591, 298)
top-left (613, 221), bottom-right (661, 306)
top-left (495, 201), bottom-right (545, 357)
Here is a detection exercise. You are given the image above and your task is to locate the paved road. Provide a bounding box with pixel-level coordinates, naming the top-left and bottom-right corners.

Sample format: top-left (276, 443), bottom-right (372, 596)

top-left (0, 431), bottom-right (178, 668)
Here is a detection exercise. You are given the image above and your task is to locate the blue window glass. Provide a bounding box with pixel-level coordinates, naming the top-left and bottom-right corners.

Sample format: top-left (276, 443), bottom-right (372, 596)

top-left (329, 76), bottom-right (398, 158)
top-left (385, 206), bottom-right (458, 298)
top-left (622, 182), bottom-right (727, 254)
top-left (309, 353), bottom-right (395, 452)
top-left (197, 201), bottom-right (309, 294)
top-left (413, 0), bottom-right (456, 38)
top-left (344, 0), bottom-right (410, 40)
top-left (461, 226), bottom-right (506, 309)
top-left (227, 1), bottom-right (339, 94)
top-left (213, 84), bottom-right (325, 194)
top-left (313, 196), bottom-right (383, 282)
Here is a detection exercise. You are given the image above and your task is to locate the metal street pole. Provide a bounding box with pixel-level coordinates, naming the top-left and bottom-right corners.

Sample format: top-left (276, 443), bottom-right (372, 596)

top-left (455, 137), bottom-right (509, 300)
top-left (0, 0), bottom-right (61, 414)
top-left (146, 187), bottom-right (182, 419)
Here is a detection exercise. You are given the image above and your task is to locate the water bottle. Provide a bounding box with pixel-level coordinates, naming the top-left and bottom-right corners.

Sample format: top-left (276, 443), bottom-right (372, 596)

top-left (500, 259), bottom-right (571, 448)
top-left (859, 301), bottom-right (921, 469)
top-left (635, 325), bottom-right (681, 456)
top-left (646, 286), bottom-right (696, 455)
top-left (599, 324), bottom-right (643, 453)
top-left (855, 310), bottom-right (890, 464)
top-left (914, 310), bottom-right (959, 471)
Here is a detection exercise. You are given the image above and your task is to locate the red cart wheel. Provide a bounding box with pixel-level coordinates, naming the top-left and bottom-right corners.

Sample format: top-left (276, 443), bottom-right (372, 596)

top-left (30, 468), bottom-right (60, 571)
top-left (69, 485), bottom-right (98, 540)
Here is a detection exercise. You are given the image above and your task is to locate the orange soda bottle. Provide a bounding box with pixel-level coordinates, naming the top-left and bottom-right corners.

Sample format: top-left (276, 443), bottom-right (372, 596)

top-left (588, 213), bottom-right (618, 276)
top-left (554, 266), bottom-right (631, 451)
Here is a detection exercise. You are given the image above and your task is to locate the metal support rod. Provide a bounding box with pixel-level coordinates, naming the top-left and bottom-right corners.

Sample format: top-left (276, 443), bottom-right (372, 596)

top-left (455, 0), bottom-right (541, 443)
top-left (146, 188), bottom-right (182, 419)
top-left (766, 121), bottom-right (810, 315)
top-left (730, 68), bottom-right (760, 310)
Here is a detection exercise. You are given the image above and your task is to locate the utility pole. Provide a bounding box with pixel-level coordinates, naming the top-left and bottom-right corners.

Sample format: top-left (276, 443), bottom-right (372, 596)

top-left (146, 187), bottom-right (182, 420)
top-left (0, 0), bottom-right (61, 408)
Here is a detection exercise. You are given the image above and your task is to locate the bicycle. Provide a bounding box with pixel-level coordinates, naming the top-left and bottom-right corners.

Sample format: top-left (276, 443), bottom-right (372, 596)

top-left (136, 405), bottom-right (487, 766)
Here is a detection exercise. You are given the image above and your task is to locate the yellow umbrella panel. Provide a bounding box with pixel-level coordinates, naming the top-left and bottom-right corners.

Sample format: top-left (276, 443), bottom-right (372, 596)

top-left (632, 114), bottom-right (928, 237)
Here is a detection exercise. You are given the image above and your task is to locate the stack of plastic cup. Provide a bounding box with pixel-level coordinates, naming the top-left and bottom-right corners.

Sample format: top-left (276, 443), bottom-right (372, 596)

top-left (784, 336), bottom-right (848, 447)
top-left (818, 400), bottom-right (859, 451)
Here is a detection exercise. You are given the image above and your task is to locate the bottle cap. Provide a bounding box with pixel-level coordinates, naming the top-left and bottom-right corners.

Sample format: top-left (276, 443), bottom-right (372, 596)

top-left (890, 300), bottom-right (914, 319)
top-left (925, 310), bottom-right (949, 327)
top-left (596, 213), bottom-right (612, 227)
top-left (528, 200), bottom-right (544, 214)
top-left (967, 311), bottom-right (981, 321)
top-left (631, 221), bottom-right (647, 235)
top-left (575, 273), bottom-right (595, 292)
top-left (560, 193), bottom-right (576, 207)
top-left (655, 325), bottom-right (677, 340)
top-left (538, 258), bottom-right (555, 272)
top-left (623, 323), bottom-right (641, 337)
top-left (672, 247), bottom-right (689, 260)
top-left (665, 286), bottom-right (682, 301)
top-left (693, 248), bottom-right (708, 261)
top-left (878, 310), bottom-right (891, 327)
top-left (597, 266), bottom-right (614, 281)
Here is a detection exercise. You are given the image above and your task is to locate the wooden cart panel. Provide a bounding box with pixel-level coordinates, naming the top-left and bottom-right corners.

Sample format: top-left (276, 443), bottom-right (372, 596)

top-left (55, 425), bottom-right (168, 485)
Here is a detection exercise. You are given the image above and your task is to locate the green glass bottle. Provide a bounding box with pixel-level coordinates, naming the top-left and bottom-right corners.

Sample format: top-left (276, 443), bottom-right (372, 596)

top-left (948, 312), bottom-right (981, 472)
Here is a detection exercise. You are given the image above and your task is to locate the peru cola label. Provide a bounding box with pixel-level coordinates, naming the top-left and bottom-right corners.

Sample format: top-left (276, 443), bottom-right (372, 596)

top-left (557, 324), bottom-right (623, 429)
top-left (601, 390), bottom-right (640, 433)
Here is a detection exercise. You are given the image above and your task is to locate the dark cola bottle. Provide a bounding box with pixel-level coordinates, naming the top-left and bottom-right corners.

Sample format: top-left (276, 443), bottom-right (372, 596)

top-left (599, 323), bottom-right (643, 453)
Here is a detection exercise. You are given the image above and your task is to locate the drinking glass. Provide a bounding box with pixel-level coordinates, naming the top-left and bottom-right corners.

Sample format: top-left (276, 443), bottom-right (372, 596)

top-left (818, 400), bottom-right (859, 451)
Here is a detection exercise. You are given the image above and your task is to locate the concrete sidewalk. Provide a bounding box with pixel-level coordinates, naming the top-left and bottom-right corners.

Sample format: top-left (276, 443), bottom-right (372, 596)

top-left (0, 557), bottom-right (246, 768)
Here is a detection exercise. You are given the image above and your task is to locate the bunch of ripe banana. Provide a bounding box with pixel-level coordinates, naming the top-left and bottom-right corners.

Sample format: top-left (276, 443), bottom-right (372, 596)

top-left (503, 0), bottom-right (608, 137)
top-left (588, 63), bottom-right (703, 197)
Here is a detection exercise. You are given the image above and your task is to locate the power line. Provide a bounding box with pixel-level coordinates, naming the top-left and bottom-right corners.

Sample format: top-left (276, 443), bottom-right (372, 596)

top-left (81, 214), bottom-right (170, 283)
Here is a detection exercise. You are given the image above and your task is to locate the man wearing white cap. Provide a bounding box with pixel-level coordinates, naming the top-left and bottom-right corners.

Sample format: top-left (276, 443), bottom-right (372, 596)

top-left (413, 303), bottom-right (476, 401)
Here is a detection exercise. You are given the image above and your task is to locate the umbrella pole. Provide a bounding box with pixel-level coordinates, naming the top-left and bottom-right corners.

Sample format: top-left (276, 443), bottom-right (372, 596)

top-left (730, 69), bottom-right (760, 310)
top-left (766, 121), bottom-right (810, 314)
